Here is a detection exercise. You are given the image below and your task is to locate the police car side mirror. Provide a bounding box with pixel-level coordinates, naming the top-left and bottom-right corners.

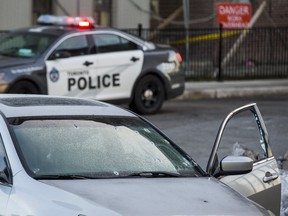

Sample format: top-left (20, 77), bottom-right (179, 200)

top-left (48, 50), bottom-right (71, 60)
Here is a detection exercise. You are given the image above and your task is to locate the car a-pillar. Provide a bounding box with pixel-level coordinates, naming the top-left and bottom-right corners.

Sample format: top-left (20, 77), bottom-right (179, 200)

top-left (130, 74), bottom-right (165, 115)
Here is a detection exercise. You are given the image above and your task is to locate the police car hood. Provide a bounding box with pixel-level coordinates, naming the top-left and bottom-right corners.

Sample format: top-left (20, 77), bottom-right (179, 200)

top-left (41, 177), bottom-right (268, 215)
top-left (0, 55), bottom-right (36, 68)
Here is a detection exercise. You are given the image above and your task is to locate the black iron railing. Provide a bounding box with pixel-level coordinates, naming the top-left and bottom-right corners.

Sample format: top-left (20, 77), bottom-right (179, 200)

top-left (0, 31), bottom-right (7, 38)
top-left (124, 27), bottom-right (288, 81)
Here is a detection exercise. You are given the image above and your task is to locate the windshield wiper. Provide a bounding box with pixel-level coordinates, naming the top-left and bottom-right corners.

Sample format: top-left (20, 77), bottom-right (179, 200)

top-left (34, 174), bottom-right (99, 180)
top-left (127, 171), bottom-right (181, 178)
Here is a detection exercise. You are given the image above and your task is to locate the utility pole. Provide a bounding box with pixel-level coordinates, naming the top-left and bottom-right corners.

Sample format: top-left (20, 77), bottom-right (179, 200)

top-left (77, 0), bottom-right (80, 16)
top-left (183, 0), bottom-right (190, 76)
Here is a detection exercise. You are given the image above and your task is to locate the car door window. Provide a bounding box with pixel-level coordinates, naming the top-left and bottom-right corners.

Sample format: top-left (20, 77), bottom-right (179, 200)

top-left (206, 104), bottom-right (281, 215)
top-left (216, 110), bottom-right (267, 163)
top-left (55, 35), bottom-right (89, 57)
top-left (0, 135), bottom-right (5, 164)
top-left (93, 34), bottom-right (138, 53)
top-left (0, 134), bottom-right (11, 214)
top-left (0, 134), bottom-right (10, 184)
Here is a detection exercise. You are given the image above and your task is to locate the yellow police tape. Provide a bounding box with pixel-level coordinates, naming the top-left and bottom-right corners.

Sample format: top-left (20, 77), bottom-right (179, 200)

top-left (169, 30), bottom-right (246, 45)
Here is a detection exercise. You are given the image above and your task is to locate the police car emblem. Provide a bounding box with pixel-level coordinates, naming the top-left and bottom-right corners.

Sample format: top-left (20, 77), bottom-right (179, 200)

top-left (49, 67), bottom-right (59, 82)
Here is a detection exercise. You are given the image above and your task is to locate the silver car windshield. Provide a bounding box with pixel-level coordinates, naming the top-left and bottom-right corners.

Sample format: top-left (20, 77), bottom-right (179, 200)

top-left (11, 117), bottom-right (202, 179)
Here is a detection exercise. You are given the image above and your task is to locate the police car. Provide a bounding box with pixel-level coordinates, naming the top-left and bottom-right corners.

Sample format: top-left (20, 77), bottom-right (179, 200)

top-left (0, 15), bottom-right (184, 114)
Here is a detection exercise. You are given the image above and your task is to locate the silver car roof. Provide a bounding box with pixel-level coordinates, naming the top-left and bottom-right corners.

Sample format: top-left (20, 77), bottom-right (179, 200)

top-left (0, 94), bottom-right (134, 118)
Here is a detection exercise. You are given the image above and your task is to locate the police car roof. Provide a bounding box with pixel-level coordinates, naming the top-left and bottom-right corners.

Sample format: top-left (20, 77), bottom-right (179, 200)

top-left (0, 95), bottom-right (134, 118)
top-left (9, 25), bottom-right (142, 41)
top-left (10, 25), bottom-right (107, 36)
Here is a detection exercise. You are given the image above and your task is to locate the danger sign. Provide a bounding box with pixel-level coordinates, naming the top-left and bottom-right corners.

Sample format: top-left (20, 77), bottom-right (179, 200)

top-left (217, 3), bottom-right (252, 29)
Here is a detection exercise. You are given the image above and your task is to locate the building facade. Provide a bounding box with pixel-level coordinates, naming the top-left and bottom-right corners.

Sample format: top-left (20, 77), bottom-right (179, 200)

top-left (0, 0), bottom-right (287, 31)
top-left (0, 0), bottom-right (150, 30)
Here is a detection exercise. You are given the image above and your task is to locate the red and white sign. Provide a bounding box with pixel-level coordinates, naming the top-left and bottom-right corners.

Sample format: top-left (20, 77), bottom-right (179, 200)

top-left (217, 3), bottom-right (252, 29)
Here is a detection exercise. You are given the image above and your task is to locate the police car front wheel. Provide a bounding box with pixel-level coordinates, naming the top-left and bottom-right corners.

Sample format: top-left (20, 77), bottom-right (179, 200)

top-left (131, 75), bottom-right (164, 115)
top-left (8, 80), bottom-right (39, 94)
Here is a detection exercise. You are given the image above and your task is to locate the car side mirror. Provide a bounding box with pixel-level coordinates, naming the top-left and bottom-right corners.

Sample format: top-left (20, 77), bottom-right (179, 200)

top-left (0, 155), bottom-right (11, 184)
top-left (214, 155), bottom-right (253, 177)
top-left (48, 50), bottom-right (71, 60)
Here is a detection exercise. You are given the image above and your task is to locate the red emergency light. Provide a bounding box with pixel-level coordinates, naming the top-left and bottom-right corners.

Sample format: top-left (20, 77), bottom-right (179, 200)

top-left (78, 19), bottom-right (93, 28)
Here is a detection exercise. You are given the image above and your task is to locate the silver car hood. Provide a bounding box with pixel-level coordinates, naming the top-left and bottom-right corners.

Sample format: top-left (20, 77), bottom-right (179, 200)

top-left (41, 177), bottom-right (267, 216)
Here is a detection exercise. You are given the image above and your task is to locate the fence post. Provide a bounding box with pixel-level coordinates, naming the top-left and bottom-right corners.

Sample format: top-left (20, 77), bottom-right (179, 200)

top-left (183, 0), bottom-right (190, 76)
top-left (138, 23), bottom-right (142, 38)
top-left (218, 24), bottom-right (223, 81)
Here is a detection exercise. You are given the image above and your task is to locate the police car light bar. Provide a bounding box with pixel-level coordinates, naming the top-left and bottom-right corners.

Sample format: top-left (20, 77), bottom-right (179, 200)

top-left (37, 15), bottom-right (95, 28)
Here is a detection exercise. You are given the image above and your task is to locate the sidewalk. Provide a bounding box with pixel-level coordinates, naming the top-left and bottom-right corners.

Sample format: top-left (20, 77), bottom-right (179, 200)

top-left (178, 79), bottom-right (288, 100)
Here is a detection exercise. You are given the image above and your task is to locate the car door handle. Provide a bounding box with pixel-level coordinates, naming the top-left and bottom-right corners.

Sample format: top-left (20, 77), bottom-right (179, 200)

top-left (263, 171), bottom-right (279, 183)
top-left (130, 56), bottom-right (140, 62)
top-left (83, 61), bottom-right (93, 67)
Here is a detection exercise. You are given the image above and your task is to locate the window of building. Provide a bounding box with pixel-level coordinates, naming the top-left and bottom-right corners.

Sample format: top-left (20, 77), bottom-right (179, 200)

top-left (94, 0), bottom-right (112, 26)
top-left (151, 0), bottom-right (159, 15)
top-left (32, 0), bottom-right (53, 25)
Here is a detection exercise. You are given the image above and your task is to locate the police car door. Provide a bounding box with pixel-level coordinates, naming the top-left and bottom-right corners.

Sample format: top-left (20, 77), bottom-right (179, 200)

top-left (46, 34), bottom-right (99, 98)
top-left (206, 104), bottom-right (281, 215)
top-left (88, 32), bottom-right (144, 101)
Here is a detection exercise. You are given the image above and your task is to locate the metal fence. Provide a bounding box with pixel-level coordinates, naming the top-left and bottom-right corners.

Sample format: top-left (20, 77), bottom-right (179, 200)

top-left (1, 27), bottom-right (288, 81)
top-left (0, 31), bottom-right (7, 38)
top-left (124, 27), bottom-right (288, 81)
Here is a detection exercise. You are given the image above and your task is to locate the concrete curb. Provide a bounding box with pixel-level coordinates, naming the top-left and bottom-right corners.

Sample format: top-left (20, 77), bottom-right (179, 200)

top-left (177, 79), bottom-right (288, 100)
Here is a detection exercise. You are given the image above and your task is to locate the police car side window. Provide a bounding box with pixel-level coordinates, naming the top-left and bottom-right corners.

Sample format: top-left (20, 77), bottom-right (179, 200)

top-left (93, 34), bottom-right (138, 53)
top-left (55, 35), bottom-right (89, 57)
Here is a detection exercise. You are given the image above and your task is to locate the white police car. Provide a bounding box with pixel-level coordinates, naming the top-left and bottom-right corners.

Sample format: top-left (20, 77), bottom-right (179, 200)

top-left (0, 15), bottom-right (184, 114)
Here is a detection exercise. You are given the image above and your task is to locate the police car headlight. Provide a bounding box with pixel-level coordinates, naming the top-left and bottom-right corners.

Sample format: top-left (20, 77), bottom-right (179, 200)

top-left (168, 51), bottom-right (177, 62)
top-left (157, 62), bottom-right (176, 74)
top-left (168, 50), bottom-right (182, 61)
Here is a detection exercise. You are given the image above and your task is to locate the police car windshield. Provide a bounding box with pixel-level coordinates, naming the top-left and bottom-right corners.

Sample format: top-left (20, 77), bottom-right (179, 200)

top-left (11, 117), bottom-right (203, 178)
top-left (0, 32), bottom-right (57, 58)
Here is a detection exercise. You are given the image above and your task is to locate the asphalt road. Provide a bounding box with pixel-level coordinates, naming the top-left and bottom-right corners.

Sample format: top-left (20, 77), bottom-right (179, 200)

top-left (144, 95), bottom-right (288, 169)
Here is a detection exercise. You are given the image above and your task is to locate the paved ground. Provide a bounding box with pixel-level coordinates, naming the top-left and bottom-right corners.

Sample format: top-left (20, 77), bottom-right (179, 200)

top-left (178, 79), bottom-right (288, 100)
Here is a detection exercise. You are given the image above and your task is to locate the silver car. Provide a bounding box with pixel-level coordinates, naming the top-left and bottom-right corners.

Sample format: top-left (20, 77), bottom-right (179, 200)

top-left (0, 95), bottom-right (281, 215)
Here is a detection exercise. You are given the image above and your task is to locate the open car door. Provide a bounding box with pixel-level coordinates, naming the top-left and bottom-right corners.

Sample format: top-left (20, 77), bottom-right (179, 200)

top-left (206, 103), bottom-right (281, 215)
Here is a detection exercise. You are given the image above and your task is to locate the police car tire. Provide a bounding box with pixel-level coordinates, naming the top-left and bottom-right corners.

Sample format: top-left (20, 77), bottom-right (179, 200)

top-left (131, 75), bottom-right (164, 115)
top-left (8, 80), bottom-right (39, 94)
